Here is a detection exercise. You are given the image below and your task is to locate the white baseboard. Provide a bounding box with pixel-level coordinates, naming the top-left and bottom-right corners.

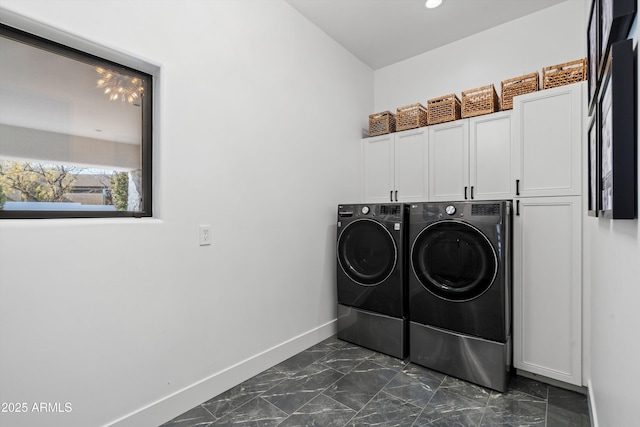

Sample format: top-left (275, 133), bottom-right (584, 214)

top-left (587, 379), bottom-right (598, 427)
top-left (106, 319), bottom-right (337, 427)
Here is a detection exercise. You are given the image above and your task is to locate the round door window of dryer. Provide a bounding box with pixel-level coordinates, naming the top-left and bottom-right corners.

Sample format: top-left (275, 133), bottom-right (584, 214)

top-left (411, 221), bottom-right (497, 301)
top-left (337, 219), bottom-right (397, 286)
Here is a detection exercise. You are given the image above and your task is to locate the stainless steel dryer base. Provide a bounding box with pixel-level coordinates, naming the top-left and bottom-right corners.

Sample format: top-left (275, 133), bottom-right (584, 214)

top-left (337, 304), bottom-right (406, 359)
top-left (410, 321), bottom-right (511, 392)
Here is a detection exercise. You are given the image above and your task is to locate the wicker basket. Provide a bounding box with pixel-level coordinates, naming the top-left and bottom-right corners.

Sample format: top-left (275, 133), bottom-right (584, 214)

top-left (501, 72), bottom-right (539, 110)
top-left (368, 111), bottom-right (396, 136)
top-left (427, 94), bottom-right (461, 125)
top-left (461, 84), bottom-right (500, 118)
top-left (542, 58), bottom-right (587, 89)
top-left (396, 103), bottom-right (428, 131)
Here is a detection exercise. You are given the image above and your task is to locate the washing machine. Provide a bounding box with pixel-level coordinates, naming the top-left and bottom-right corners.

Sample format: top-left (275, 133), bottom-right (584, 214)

top-left (336, 203), bottom-right (407, 359)
top-left (408, 201), bottom-right (512, 391)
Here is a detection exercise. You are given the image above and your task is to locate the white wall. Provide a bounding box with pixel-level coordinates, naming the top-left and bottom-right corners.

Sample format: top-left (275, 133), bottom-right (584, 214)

top-left (585, 16), bottom-right (640, 427)
top-left (374, 1), bottom-right (586, 113)
top-left (0, 1), bottom-right (372, 426)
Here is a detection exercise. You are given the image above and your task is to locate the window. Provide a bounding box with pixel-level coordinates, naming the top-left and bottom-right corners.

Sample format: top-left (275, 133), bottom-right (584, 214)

top-left (0, 23), bottom-right (152, 219)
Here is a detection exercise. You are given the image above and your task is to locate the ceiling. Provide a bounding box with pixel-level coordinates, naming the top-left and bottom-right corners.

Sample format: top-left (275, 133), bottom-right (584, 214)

top-left (284, 0), bottom-right (568, 70)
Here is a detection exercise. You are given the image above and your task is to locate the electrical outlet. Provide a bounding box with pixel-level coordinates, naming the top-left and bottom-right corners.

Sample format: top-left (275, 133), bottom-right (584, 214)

top-left (199, 225), bottom-right (212, 246)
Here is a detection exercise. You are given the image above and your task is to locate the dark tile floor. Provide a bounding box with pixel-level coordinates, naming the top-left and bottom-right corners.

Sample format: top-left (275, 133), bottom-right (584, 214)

top-left (161, 335), bottom-right (591, 426)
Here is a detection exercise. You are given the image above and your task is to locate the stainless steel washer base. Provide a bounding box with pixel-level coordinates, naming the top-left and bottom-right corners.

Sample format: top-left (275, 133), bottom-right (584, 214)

top-left (410, 321), bottom-right (511, 392)
top-left (337, 304), bottom-right (407, 359)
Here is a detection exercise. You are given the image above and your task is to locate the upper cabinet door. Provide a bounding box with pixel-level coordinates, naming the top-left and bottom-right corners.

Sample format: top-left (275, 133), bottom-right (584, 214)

top-left (513, 82), bottom-right (584, 197)
top-left (361, 134), bottom-right (394, 203)
top-left (429, 120), bottom-right (469, 201)
top-left (394, 129), bottom-right (428, 202)
top-left (469, 111), bottom-right (513, 200)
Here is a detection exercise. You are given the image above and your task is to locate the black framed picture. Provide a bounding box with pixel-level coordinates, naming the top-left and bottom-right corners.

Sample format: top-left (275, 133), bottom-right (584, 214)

top-left (598, 0), bottom-right (636, 78)
top-left (587, 113), bottom-right (599, 216)
top-left (598, 39), bottom-right (636, 219)
top-left (587, 0), bottom-right (599, 113)
top-left (599, 76), bottom-right (613, 214)
top-left (599, 0), bottom-right (613, 61)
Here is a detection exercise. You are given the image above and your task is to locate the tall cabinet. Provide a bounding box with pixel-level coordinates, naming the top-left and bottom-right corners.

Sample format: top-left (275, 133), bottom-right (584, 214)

top-left (512, 82), bottom-right (584, 386)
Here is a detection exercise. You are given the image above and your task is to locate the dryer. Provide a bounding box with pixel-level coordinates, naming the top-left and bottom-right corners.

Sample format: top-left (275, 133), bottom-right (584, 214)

top-left (336, 203), bottom-right (407, 359)
top-left (408, 201), bottom-right (512, 391)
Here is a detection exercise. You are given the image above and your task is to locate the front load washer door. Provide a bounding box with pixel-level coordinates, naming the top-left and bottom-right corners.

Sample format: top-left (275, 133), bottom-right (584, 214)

top-left (337, 219), bottom-right (397, 286)
top-left (411, 220), bottom-right (497, 301)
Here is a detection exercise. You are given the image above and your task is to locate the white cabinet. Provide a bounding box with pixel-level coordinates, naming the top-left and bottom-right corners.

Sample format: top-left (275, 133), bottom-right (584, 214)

top-left (429, 111), bottom-right (513, 201)
top-left (512, 82), bottom-right (585, 387)
top-left (428, 120), bottom-right (468, 201)
top-left (361, 128), bottom-right (428, 203)
top-left (513, 82), bottom-right (584, 197)
top-left (513, 196), bottom-right (582, 386)
top-left (361, 133), bottom-right (394, 203)
top-left (470, 112), bottom-right (514, 200)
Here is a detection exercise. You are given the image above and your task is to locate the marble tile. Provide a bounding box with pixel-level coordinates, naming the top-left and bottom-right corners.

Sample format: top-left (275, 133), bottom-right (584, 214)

top-left (414, 388), bottom-right (485, 426)
top-left (367, 352), bottom-right (409, 371)
top-left (546, 406), bottom-right (591, 427)
top-left (209, 397), bottom-right (287, 427)
top-left (261, 363), bottom-right (343, 414)
top-left (277, 393), bottom-right (357, 427)
top-left (347, 391), bottom-right (422, 427)
top-left (439, 376), bottom-right (492, 406)
top-left (319, 343), bottom-right (376, 374)
top-left (273, 342), bottom-right (336, 374)
top-left (162, 336), bottom-right (592, 427)
top-left (414, 407), bottom-right (485, 426)
top-left (546, 386), bottom-right (590, 427)
top-left (383, 369), bottom-right (438, 408)
top-left (506, 376), bottom-right (548, 401)
top-left (323, 335), bottom-right (351, 350)
top-left (202, 368), bottom-right (288, 418)
top-left (402, 364), bottom-right (446, 388)
top-left (323, 360), bottom-right (399, 411)
top-left (161, 405), bottom-right (216, 427)
top-left (423, 387), bottom-right (486, 412)
top-left (547, 385), bottom-right (588, 412)
top-left (480, 389), bottom-right (547, 426)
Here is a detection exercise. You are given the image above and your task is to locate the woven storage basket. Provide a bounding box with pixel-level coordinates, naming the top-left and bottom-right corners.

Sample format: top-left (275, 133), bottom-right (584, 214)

top-left (542, 58), bottom-right (587, 89)
top-left (461, 84), bottom-right (500, 118)
top-left (427, 94), bottom-right (461, 125)
top-left (501, 72), bottom-right (539, 110)
top-left (396, 103), bottom-right (428, 131)
top-left (368, 111), bottom-right (396, 136)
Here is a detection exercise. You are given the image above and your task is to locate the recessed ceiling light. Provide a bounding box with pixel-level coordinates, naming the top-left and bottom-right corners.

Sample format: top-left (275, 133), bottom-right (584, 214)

top-left (425, 0), bottom-right (443, 9)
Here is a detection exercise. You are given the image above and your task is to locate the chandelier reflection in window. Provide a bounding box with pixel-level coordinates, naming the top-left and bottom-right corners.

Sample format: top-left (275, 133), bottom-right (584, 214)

top-left (95, 67), bottom-right (144, 104)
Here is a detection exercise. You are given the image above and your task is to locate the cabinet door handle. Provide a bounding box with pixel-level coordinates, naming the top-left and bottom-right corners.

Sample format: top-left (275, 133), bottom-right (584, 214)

top-left (470, 186), bottom-right (474, 199)
top-left (516, 179), bottom-right (520, 196)
top-left (395, 190), bottom-right (398, 202)
top-left (464, 186), bottom-right (468, 200)
top-left (390, 191), bottom-right (393, 202)
top-left (516, 199), bottom-right (520, 216)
